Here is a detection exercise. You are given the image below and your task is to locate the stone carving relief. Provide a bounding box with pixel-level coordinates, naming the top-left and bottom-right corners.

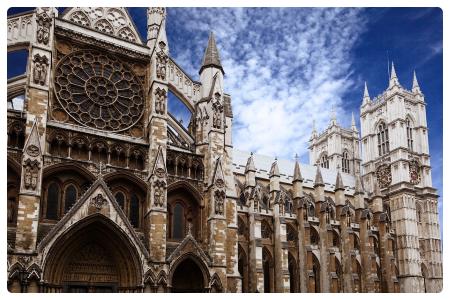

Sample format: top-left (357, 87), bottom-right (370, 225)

top-left (154, 88), bottom-right (166, 115)
top-left (156, 42), bottom-right (168, 80)
top-left (376, 164), bottom-right (392, 189)
top-left (212, 93), bottom-right (224, 129)
top-left (214, 190), bottom-right (225, 216)
top-left (36, 10), bottom-right (52, 45)
top-left (26, 145), bottom-right (40, 157)
top-left (23, 158), bottom-right (40, 190)
top-left (90, 193), bottom-right (107, 210)
top-left (409, 159), bottom-right (421, 185)
top-left (67, 8), bottom-right (138, 42)
top-left (153, 180), bottom-right (166, 207)
top-left (33, 54), bottom-right (49, 86)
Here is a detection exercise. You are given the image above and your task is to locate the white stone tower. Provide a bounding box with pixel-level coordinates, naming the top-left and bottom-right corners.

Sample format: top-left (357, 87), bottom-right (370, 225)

top-left (359, 63), bottom-right (442, 292)
top-left (308, 109), bottom-right (361, 175)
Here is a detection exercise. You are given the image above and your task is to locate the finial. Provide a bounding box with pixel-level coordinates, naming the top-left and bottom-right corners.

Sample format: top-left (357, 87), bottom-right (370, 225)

top-left (98, 161), bottom-right (105, 178)
top-left (351, 112), bottom-right (357, 131)
top-left (412, 70), bottom-right (422, 93)
top-left (330, 105), bottom-right (337, 125)
top-left (389, 61), bottom-right (400, 88)
top-left (187, 222), bottom-right (193, 236)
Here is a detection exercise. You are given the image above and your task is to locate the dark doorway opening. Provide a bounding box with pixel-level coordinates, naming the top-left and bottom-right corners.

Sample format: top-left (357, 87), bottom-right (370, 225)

top-left (171, 258), bottom-right (205, 292)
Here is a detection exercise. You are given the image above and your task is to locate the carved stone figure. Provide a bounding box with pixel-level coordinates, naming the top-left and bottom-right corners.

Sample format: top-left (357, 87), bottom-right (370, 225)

top-left (23, 159), bottom-right (39, 190)
top-left (376, 164), bottom-right (392, 189)
top-left (90, 193), bottom-right (107, 210)
top-left (33, 54), bottom-right (49, 86)
top-left (214, 190), bottom-right (225, 215)
top-left (36, 11), bottom-right (52, 45)
top-left (212, 93), bottom-right (223, 129)
top-left (156, 42), bottom-right (168, 80)
top-left (153, 180), bottom-right (166, 207)
top-left (154, 88), bottom-right (166, 115)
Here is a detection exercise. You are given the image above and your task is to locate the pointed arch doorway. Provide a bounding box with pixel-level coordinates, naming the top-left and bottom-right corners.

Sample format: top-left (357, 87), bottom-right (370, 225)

top-left (42, 215), bottom-right (143, 292)
top-left (171, 257), bottom-right (208, 292)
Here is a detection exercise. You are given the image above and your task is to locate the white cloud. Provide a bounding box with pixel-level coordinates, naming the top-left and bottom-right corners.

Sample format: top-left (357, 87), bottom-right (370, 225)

top-left (168, 8), bottom-right (368, 161)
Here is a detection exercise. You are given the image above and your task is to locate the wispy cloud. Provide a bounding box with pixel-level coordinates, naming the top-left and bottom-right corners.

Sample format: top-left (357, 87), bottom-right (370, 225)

top-left (168, 8), bottom-right (368, 160)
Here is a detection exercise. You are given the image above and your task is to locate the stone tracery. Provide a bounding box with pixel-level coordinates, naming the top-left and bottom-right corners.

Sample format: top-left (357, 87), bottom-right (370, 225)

top-left (54, 50), bottom-right (144, 132)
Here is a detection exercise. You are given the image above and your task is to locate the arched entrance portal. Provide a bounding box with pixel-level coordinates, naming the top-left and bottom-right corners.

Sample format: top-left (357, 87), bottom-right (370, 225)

top-left (171, 258), bottom-right (206, 292)
top-left (43, 215), bottom-right (142, 292)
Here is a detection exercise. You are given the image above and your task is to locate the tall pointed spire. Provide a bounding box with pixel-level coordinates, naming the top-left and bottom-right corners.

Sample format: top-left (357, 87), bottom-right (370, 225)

top-left (293, 154), bottom-right (303, 182)
top-left (199, 32), bottom-right (224, 75)
top-left (351, 112), bottom-right (357, 132)
top-left (362, 81), bottom-right (371, 106)
top-left (314, 165), bottom-right (324, 187)
top-left (388, 61), bottom-right (400, 88)
top-left (330, 105), bottom-right (337, 126)
top-left (412, 70), bottom-right (422, 94)
top-left (311, 119), bottom-right (317, 138)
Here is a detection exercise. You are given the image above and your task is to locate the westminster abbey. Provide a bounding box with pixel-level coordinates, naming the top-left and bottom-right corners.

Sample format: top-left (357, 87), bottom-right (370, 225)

top-left (6, 7), bottom-right (442, 293)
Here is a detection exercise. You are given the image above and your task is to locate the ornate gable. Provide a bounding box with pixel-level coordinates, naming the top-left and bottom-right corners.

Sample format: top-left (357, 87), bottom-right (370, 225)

top-left (62, 7), bottom-right (142, 43)
top-left (166, 229), bottom-right (211, 268)
top-left (37, 177), bottom-right (149, 263)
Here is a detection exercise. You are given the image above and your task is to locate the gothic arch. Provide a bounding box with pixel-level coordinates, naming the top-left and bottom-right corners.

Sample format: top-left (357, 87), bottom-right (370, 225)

top-left (42, 214), bottom-right (143, 291)
top-left (169, 253), bottom-right (210, 292)
top-left (43, 162), bottom-right (96, 182)
top-left (103, 171), bottom-right (148, 192)
top-left (167, 180), bottom-right (203, 205)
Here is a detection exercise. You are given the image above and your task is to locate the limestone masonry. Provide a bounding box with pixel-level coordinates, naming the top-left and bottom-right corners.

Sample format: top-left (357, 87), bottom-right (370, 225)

top-left (6, 7), bottom-right (442, 292)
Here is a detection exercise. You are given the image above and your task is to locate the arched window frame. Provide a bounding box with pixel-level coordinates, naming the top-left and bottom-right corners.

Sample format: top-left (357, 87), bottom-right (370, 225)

top-left (62, 182), bottom-right (79, 214)
top-left (320, 153), bottom-right (329, 169)
top-left (342, 151), bottom-right (350, 173)
top-left (169, 200), bottom-right (188, 240)
top-left (377, 121), bottom-right (390, 156)
top-left (129, 193), bottom-right (140, 228)
top-left (114, 190), bottom-right (127, 212)
top-left (406, 117), bottom-right (414, 151)
top-left (44, 181), bottom-right (61, 221)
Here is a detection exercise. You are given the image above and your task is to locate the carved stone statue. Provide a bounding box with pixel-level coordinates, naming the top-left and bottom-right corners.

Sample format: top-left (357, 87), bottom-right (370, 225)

top-left (23, 159), bottom-right (39, 190)
top-left (214, 190), bottom-right (225, 215)
top-left (36, 11), bottom-right (52, 45)
top-left (33, 54), bottom-right (49, 86)
top-left (154, 88), bottom-right (166, 115)
top-left (156, 42), bottom-right (168, 80)
top-left (212, 93), bottom-right (224, 129)
top-left (153, 180), bottom-right (166, 207)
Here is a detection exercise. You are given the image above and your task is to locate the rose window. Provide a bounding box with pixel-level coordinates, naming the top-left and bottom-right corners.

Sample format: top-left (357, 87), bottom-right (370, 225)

top-left (54, 50), bottom-right (144, 132)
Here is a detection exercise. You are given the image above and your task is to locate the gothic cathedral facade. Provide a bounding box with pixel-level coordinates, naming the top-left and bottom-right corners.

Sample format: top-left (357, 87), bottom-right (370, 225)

top-left (6, 7), bottom-right (442, 292)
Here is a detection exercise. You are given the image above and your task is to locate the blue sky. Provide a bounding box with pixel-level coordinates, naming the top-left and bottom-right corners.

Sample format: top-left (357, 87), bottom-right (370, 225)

top-left (8, 7), bottom-right (443, 236)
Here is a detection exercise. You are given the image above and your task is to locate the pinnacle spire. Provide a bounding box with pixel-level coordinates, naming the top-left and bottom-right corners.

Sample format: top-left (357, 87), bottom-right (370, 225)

top-left (389, 62), bottom-right (400, 88)
top-left (351, 112), bottom-right (357, 131)
top-left (293, 155), bottom-right (303, 182)
top-left (311, 119), bottom-right (317, 138)
top-left (362, 81), bottom-right (371, 106)
top-left (269, 158), bottom-right (280, 177)
top-left (199, 31), bottom-right (224, 75)
top-left (335, 170), bottom-right (345, 191)
top-left (330, 105), bottom-right (337, 126)
top-left (245, 152), bottom-right (256, 173)
top-left (412, 70), bottom-right (422, 93)
top-left (354, 175), bottom-right (364, 195)
top-left (314, 165), bottom-right (324, 187)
